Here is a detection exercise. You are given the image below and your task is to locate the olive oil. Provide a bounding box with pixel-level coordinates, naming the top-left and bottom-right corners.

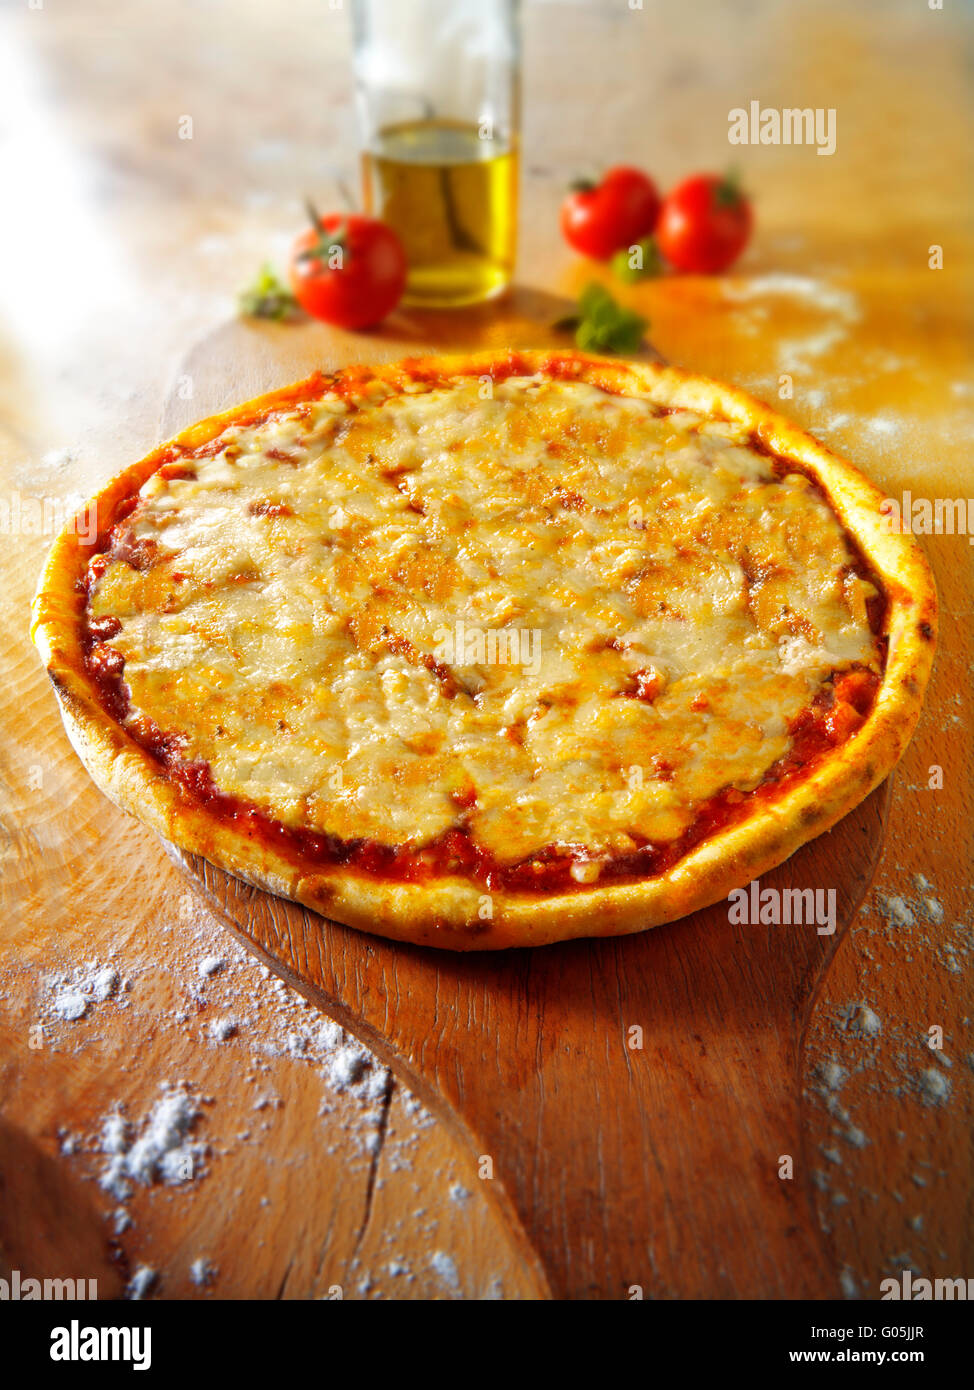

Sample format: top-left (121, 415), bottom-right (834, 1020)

top-left (362, 119), bottom-right (517, 308)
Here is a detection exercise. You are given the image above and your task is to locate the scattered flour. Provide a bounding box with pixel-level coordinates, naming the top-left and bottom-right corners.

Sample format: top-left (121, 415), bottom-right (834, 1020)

top-left (167, 891), bottom-right (394, 1121)
top-left (101, 1109), bottom-right (130, 1157)
top-left (129, 1089), bottom-right (205, 1185)
top-left (53, 991), bottom-right (88, 1021)
top-left (39, 447), bottom-right (76, 474)
top-left (207, 1017), bottom-right (237, 1042)
top-left (430, 1250), bottom-right (461, 1295)
top-left (723, 272), bottom-right (860, 322)
top-left (865, 414), bottom-right (904, 439)
top-left (27, 890), bottom-right (454, 1297)
top-left (189, 1257), bottom-right (217, 1288)
top-left (917, 1068), bottom-right (951, 1106)
top-left (48, 961), bottom-right (121, 1022)
top-left (722, 273), bottom-right (861, 371)
top-left (807, 857), bottom-right (968, 1282)
top-left (126, 1265), bottom-right (157, 1301)
top-left (99, 1085), bottom-right (207, 1201)
top-left (842, 1125), bottom-right (869, 1150)
top-left (90, 967), bottom-right (120, 1000)
top-left (818, 1060), bottom-right (847, 1091)
top-left (876, 895), bottom-right (916, 929)
top-left (840, 1002), bottom-right (883, 1039)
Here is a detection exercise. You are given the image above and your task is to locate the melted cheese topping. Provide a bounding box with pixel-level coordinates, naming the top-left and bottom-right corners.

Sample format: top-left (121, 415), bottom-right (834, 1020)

top-left (88, 376), bottom-right (881, 869)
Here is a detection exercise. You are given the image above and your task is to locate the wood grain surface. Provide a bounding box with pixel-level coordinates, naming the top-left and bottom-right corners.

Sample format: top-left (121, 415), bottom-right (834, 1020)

top-left (1, 0), bottom-right (971, 1300)
top-left (170, 778), bottom-right (892, 1300)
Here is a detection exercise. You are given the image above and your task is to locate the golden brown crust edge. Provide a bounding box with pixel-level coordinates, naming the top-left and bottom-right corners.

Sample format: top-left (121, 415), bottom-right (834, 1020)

top-left (31, 350), bottom-right (938, 950)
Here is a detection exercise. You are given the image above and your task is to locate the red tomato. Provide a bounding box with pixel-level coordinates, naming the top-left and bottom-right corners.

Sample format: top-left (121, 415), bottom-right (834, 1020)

top-left (290, 213), bottom-right (406, 329)
top-left (656, 174), bottom-right (753, 274)
top-left (560, 166), bottom-right (661, 261)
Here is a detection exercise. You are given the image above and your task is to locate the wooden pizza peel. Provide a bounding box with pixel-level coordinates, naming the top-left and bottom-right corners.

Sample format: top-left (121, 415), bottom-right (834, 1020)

top-left (160, 306), bottom-right (892, 1300)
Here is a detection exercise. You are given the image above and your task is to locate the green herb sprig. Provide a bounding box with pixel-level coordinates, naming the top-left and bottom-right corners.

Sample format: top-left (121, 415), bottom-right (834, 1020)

top-left (553, 283), bottom-right (649, 355)
top-left (238, 263), bottom-right (299, 322)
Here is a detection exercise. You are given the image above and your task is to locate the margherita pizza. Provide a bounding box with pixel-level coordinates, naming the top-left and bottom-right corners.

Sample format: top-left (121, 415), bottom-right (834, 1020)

top-left (31, 351), bottom-right (936, 949)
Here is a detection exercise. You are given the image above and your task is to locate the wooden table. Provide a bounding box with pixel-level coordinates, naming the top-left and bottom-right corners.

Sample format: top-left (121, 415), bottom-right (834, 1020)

top-left (1, 0), bottom-right (970, 1299)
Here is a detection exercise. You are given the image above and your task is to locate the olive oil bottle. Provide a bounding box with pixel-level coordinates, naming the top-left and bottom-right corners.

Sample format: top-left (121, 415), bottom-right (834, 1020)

top-left (363, 119), bottom-right (518, 308)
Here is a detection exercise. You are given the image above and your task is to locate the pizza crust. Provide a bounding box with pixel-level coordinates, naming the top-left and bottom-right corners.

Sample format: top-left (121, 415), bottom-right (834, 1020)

top-left (32, 351), bottom-right (937, 950)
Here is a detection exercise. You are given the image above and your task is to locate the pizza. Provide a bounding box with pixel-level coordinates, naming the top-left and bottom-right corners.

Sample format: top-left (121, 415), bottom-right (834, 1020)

top-left (31, 351), bottom-right (937, 950)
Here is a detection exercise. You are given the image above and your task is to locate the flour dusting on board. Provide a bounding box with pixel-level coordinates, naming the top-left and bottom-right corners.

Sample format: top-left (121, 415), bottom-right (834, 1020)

top-left (17, 887), bottom-right (501, 1299)
top-left (189, 1257), bottom-right (217, 1288)
top-left (839, 1002), bottom-right (883, 1040)
top-left (44, 959), bottom-right (124, 1022)
top-left (126, 1265), bottom-right (157, 1301)
top-left (723, 272), bottom-right (860, 321)
top-left (430, 1250), bottom-right (461, 1294)
top-left (98, 1085), bottom-right (207, 1202)
top-left (722, 273), bottom-right (862, 373)
top-left (804, 862), bottom-right (971, 1295)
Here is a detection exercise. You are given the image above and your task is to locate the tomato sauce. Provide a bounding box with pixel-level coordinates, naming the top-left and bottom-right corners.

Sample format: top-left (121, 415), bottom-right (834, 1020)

top-left (78, 362), bottom-right (888, 895)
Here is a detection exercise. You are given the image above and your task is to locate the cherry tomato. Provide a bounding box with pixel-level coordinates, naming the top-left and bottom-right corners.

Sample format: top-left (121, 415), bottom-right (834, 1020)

top-left (656, 174), bottom-right (753, 274)
top-left (289, 212), bottom-right (407, 329)
top-left (560, 166), bottom-right (661, 261)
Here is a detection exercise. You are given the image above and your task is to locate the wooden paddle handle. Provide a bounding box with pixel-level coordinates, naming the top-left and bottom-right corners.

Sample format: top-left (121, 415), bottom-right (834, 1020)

top-left (169, 778), bottom-right (890, 1299)
top-left (427, 921), bottom-right (842, 1300)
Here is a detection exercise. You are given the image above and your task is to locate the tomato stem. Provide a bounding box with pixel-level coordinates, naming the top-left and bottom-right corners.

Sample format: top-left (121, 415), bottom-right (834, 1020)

top-left (715, 168), bottom-right (743, 207)
top-left (299, 197), bottom-right (348, 265)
